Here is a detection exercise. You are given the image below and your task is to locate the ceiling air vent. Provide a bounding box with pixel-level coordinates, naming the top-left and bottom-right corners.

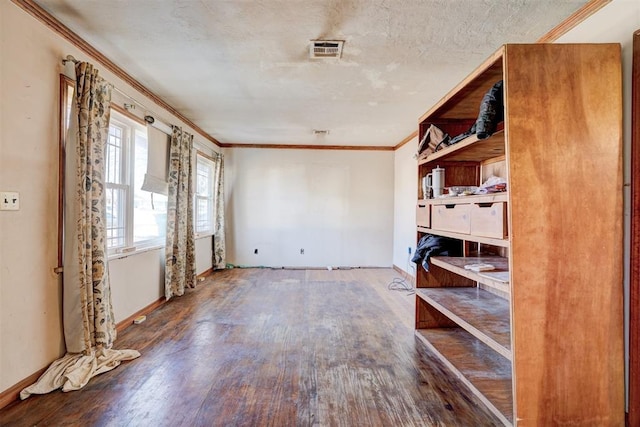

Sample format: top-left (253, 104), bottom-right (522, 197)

top-left (310, 40), bottom-right (344, 59)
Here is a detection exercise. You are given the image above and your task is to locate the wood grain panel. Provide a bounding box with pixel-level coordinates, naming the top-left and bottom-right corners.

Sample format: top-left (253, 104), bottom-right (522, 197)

top-left (419, 162), bottom-right (480, 192)
top-left (505, 43), bottom-right (624, 425)
top-left (629, 28), bottom-right (640, 427)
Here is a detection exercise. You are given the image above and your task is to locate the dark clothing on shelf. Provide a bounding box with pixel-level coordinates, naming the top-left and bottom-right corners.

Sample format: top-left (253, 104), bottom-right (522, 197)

top-left (449, 123), bottom-right (476, 145)
top-left (449, 79), bottom-right (504, 144)
top-left (411, 234), bottom-right (462, 273)
top-left (475, 80), bottom-right (504, 139)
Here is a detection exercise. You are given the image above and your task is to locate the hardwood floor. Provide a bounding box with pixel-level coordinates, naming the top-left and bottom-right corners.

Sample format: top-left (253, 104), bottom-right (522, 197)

top-left (0, 268), bottom-right (500, 426)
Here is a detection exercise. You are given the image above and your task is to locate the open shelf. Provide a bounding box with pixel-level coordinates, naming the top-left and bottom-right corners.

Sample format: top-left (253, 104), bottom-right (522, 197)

top-left (416, 287), bottom-right (511, 359)
top-left (416, 227), bottom-right (510, 248)
top-left (418, 130), bottom-right (505, 165)
top-left (415, 328), bottom-right (513, 426)
top-left (429, 256), bottom-right (509, 295)
top-left (420, 192), bottom-right (508, 205)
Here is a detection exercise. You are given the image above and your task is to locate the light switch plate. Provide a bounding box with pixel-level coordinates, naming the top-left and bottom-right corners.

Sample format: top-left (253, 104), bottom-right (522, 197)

top-left (0, 192), bottom-right (20, 211)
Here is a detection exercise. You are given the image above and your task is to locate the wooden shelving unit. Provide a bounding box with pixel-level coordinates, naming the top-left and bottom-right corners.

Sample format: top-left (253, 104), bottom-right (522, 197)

top-left (414, 44), bottom-right (624, 426)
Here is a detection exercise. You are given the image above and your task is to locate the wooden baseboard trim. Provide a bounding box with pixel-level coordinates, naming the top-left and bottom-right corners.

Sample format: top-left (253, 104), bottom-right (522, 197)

top-left (392, 264), bottom-right (415, 286)
top-left (116, 297), bottom-right (166, 333)
top-left (0, 367), bottom-right (48, 410)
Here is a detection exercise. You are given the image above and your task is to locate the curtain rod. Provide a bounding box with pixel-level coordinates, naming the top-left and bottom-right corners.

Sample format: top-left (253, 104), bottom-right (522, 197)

top-left (62, 55), bottom-right (79, 65)
top-left (62, 54), bottom-right (174, 136)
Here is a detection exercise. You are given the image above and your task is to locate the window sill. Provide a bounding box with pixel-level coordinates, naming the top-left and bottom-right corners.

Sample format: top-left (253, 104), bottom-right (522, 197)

top-left (195, 232), bottom-right (214, 240)
top-left (108, 243), bottom-right (164, 261)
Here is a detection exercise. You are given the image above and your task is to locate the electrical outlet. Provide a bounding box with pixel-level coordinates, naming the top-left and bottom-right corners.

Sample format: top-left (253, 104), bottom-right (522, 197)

top-left (0, 192), bottom-right (19, 211)
top-left (300, 248), bottom-right (304, 255)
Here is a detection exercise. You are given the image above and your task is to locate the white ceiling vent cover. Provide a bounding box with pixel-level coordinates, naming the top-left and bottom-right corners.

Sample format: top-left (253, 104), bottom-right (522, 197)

top-left (310, 40), bottom-right (344, 59)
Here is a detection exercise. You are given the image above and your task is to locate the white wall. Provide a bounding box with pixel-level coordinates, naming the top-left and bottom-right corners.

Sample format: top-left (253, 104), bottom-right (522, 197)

top-left (0, 2), bottom-right (218, 393)
top-left (392, 137), bottom-right (418, 275)
top-left (225, 148), bottom-right (394, 268)
top-left (555, 0), bottom-right (640, 410)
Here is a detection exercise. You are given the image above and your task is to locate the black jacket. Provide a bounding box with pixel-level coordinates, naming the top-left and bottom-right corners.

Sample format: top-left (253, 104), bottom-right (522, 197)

top-left (411, 234), bottom-right (462, 272)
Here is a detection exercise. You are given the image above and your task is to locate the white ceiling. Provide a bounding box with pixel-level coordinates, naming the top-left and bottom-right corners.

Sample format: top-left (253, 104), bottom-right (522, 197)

top-left (36, 0), bottom-right (589, 147)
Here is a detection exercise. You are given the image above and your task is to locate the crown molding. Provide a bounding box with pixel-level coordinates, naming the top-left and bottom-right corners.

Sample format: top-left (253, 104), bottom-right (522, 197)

top-left (536, 0), bottom-right (611, 43)
top-left (393, 131), bottom-right (418, 151)
top-left (11, 0), bottom-right (221, 147)
top-left (219, 142), bottom-right (394, 151)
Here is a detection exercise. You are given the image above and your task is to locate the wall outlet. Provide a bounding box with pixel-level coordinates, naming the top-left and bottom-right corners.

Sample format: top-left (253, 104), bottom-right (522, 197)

top-left (0, 192), bottom-right (19, 211)
top-left (300, 248), bottom-right (304, 255)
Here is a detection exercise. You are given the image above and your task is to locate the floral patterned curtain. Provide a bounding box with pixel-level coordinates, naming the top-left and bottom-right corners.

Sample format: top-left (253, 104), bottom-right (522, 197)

top-left (165, 126), bottom-right (196, 299)
top-left (213, 153), bottom-right (226, 269)
top-left (21, 62), bottom-right (139, 399)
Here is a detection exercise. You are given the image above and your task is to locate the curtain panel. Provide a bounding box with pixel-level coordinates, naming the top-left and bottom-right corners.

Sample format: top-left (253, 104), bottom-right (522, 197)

top-left (165, 126), bottom-right (196, 299)
top-left (213, 153), bottom-right (226, 269)
top-left (21, 62), bottom-right (139, 399)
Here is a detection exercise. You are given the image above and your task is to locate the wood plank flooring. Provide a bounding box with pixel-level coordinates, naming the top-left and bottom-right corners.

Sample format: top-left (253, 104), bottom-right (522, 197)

top-left (0, 268), bottom-right (501, 426)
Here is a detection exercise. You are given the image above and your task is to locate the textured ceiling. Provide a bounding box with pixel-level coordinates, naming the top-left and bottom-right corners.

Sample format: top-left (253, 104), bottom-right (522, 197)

top-left (35, 0), bottom-right (589, 147)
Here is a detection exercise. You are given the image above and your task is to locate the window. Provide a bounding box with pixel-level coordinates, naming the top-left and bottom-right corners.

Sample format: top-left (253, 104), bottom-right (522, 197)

top-left (195, 153), bottom-right (215, 235)
top-left (105, 110), bottom-right (168, 253)
top-left (105, 121), bottom-right (128, 249)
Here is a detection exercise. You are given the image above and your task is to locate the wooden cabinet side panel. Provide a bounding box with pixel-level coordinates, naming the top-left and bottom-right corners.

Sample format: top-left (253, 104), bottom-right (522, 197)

top-left (504, 44), bottom-right (624, 425)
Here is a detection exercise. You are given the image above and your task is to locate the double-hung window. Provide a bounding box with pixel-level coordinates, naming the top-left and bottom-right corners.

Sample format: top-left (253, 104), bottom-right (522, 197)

top-left (195, 153), bottom-right (215, 235)
top-left (105, 118), bottom-right (129, 249)
top-left (105, 110), bottom-right (168, 254)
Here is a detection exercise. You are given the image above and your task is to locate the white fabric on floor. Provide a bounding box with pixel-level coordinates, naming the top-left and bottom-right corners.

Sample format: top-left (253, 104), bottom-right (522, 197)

top-left (20, 348), bottom-right (140, 399)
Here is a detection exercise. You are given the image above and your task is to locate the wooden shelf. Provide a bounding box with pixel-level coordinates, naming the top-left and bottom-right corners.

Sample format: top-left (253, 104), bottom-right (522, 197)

top-left (418, 130), bottom-right (505, 165)
top-left (416, 287), bottom-right (511, 359)
top-left (415, 328), bottom-right (513, 426)
top-left (419, 192), bottom-right (508, 205)
top-left (416, 227), bottom-right (509, 248)
top-left (429, 256), bottom-right (509, 295)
